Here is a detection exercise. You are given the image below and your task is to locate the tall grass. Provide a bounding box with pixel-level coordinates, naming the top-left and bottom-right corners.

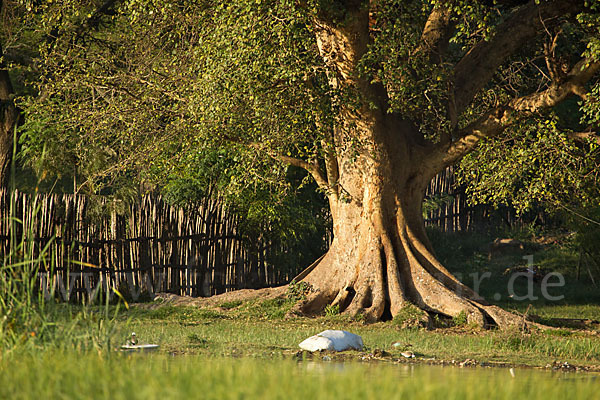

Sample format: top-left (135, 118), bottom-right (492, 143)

top-left (1, 134), bottom-right (127, 354)
top-left (0, 189), bottom-right (127, 353)
top-left (0, 134), bottom-right (51, 349)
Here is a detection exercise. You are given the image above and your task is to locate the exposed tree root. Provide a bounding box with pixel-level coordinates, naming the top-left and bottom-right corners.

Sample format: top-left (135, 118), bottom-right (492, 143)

top-left (292, 216), bottom-right (528, 330)
top-left (153, 286), bottom-right (288, 308)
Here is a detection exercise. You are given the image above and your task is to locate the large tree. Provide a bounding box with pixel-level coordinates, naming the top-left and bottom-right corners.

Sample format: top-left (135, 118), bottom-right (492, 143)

top-left (296, 0), bottom-right (600, 327)
top-left (20, 0), bottom-right (600, 327)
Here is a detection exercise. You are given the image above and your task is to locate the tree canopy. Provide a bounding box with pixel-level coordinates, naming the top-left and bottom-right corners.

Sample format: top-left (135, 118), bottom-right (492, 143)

top-left (6, 1), bottom-right (598, 207)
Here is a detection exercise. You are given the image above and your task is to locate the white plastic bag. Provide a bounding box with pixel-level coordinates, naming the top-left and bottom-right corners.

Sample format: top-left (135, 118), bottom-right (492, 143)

top-left (299, 330), bottom-right (363, 352)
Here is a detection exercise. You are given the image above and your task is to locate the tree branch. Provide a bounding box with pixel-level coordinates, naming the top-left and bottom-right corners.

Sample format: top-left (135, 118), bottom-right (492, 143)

top-left (568, 130), bottom-right (600, 145)
top-left (510, 59), bottom-right (600, 111)
top-left (229, 137), bottom-right (330, 191)
top-left (435, 58), bottom-right (600, 168)
top-left (417, 4), bottom-right (454, 63)
top-left (450, 0), bottom-right (584, 122)
top-left (273, 153), bottom-right (329, 190)
top-left (74, 0), bottom-right (121, 41)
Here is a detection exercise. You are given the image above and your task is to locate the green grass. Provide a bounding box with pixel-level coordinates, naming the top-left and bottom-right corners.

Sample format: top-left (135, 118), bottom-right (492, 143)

top-left (145, 305), bottom-right (226, 321)
top-left (392, 304), bottom-right (430, 329)
top-left (0, 351), bottom-right (598, 400)
top-left (106, 304), bottom-right (600, 368)
top-left (218, 300), bottom-right (243, 309)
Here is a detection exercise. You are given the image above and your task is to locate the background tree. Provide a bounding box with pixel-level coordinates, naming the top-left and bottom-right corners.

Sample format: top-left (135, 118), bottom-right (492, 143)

top-left (18, 0), bottom-right (600, 327)
top-left (16, 0), bottom-right (330, 274)
top-left (0, 0), bottom-right (22, 185)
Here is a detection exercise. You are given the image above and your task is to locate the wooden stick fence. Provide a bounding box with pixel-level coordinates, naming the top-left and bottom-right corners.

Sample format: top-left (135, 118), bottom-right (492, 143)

top-left (2, 168), bottom-right (524, 303)
top-left (424, 167), bottom-right (521, 232)
top-left (1, 189), bottom-right (297, 302)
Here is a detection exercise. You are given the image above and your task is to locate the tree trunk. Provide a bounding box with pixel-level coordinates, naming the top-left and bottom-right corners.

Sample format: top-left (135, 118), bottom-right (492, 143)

top-left (299, 147), bottom-right (520, 327)
top-left (294, 9), bottom-right (522, 329)
top-left (0, 40), bottom-right (18, 187)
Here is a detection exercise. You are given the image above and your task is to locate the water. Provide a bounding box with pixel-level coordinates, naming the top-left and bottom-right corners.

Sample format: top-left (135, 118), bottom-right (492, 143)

top-left (296, 359), bottom-right (599, 399)
top-left (302, 360), bottom-right (598, 382)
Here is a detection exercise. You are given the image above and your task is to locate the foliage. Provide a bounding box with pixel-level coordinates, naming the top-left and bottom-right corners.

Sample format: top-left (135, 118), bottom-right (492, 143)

top-left (451, 4), bottom-right (600, 232)
top-left (455, 111), bottom-right (600, 255)
top-left (456, 115), bottom-right (600, 215)
top-left (422, 193), bottom-right (454, 217)
top-left (361, 0), bottom-right (498, 136)
top-left (452, 310), bottom-right (468, 327)
top-left (392, 304), bottom-right (430, 329)
top-left (286, 280), bottom-right (312, 302)
top-left (17, 0), bottom-right (328, 192)
top-left (324, 304), bottom-right (340, 316)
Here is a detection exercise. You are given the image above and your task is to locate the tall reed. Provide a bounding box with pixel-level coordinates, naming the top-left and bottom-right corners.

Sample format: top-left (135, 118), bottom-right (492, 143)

top-left (0, 129), bottom-right (51, 348)
top-left (1, 129), bottom-right (127, 353)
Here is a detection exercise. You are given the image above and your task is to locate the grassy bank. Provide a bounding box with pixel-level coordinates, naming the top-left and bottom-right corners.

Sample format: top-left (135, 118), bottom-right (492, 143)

top-left (5, 297), bottom-right (598, 369)
top-left (111, 302), bottom-right (598, 369)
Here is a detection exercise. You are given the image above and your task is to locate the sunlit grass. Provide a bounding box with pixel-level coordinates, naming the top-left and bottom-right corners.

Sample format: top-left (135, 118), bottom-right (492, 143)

top-left (111, 304), bottom-right (600, 367)
top-left (0, 351), bottom-right (597, 400)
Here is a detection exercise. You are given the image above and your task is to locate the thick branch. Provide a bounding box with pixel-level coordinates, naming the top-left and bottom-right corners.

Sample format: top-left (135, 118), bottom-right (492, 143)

top-left (417, 4), bottom-right (454, 63)
top-left (275, 154), bottom-right (329, 190)
top-left (511, 59), bottom-right (600, 111)
top-left (224, 135), bottom-right (329, 191)
top-left (451, 0), bottom-right (584, 120)
top-left (568, 130), bottom-right (600, 145)
top-left (436, 59), bottom-right (600, 168)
